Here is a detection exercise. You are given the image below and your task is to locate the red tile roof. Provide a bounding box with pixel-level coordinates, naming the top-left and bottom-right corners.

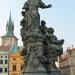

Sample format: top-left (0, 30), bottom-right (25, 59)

top-left (0, 46), bottom-right (10, 52)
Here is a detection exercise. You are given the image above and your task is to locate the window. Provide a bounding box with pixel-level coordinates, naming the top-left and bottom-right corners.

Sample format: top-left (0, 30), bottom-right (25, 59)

top-left (0, 60), bottom-right (3, 64)
top-left (1, 56), bottom-right (3, 58)
top-left (5, 60), bottom-right (8, 64)
top-left (13, 58), bottom-right (16, 60)
top-left (13, 65), bottom-right (16, 71)
top-left (4, 68), bottom-right (7, 73)
top-left (0, 68), bottom-right (3, 73)
top-left (21, 65), bottom-right (23, 70)
top-left (5, 56), bottom-right (7, 58)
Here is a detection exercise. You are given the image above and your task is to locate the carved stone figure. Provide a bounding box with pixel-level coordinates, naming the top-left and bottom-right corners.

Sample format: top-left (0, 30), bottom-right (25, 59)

top-left (22, 2), bottom-right (33, 32)
top-left (39, 20), bottom-right (48, 35)
top-left (45, 28), bottom-right (64, 68)
top-left (22, 0), bottom-right (51, 31)
top-left (20, 0), bottom-right (64, 75)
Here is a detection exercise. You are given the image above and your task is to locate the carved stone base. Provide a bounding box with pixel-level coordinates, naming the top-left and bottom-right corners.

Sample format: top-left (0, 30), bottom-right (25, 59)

top-left (23, 72), bottom-right (48, 75)
top-left (23, 65), bottom-right (61, 75)
top-left (50, 68), bottom-right (61, 75)
top-left (23, 70), bottom-right (61, 75)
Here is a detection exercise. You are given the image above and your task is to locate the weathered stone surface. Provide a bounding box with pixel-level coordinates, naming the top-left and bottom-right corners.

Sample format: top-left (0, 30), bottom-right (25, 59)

top-left (20, 0), bottom-right (64, 75)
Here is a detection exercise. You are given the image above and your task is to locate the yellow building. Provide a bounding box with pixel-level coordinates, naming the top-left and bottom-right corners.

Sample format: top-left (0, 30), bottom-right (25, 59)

top-left (9, 47), bottom-right (24, 75)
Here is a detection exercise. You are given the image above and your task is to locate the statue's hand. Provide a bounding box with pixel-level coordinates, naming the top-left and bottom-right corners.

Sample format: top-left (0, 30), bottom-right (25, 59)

top-left (47, 4), bottom-right (52, 8)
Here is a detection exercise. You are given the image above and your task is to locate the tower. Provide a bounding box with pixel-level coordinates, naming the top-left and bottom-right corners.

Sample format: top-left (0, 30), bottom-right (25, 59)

top-left (1, 13), bottom-right (18, 47)
top-left (6, 13), bottom-right (14, 36)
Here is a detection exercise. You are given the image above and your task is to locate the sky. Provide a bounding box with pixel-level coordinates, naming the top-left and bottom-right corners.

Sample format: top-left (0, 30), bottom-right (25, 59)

top-left (0, 0), bottom-right (75, 51)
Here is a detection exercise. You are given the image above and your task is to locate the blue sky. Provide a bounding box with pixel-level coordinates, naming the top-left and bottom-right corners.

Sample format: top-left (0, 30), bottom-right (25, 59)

top-left (0, 0), bottom-right (75, 51)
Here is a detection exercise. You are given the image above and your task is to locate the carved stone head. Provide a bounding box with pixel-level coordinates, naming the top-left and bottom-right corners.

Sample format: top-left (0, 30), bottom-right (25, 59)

top-left (48, 27), bottom-right (54, 34)
top-left (41, 20), bottom-right (46, 26)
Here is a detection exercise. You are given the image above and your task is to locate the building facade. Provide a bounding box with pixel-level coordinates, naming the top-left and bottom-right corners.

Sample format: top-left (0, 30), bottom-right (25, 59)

top-left (9, 47), bottom-right (24, 75)
top-left (0, 50), bottom-right (9, 75)
top-left (59, 48), bottom-right (75, 75)
top-left (0, 13), bottom-right (24, 75)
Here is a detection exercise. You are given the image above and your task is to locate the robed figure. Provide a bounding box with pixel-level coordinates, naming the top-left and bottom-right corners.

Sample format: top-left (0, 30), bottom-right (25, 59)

top-left (22, 0), bottom-right (51, 32)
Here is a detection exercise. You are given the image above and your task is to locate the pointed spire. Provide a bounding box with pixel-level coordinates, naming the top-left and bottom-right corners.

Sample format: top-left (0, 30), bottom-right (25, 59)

top-left (9, 11), bottom-right (12, 23)
top-left (6, 21), bottom-right (9, 31)
top-left (9, 12), bottom-right (14, 27)
top-left (5, 12), bottom-right (14, 37)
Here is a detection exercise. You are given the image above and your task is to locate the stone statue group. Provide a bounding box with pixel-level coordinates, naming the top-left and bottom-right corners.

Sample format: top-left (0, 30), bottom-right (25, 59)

top-left (20, 0), bottom-right (64, 75)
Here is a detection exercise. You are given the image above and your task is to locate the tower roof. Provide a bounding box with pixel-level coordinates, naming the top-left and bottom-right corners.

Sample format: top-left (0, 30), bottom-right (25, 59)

top-left (4, 12), bottom-right (14, 37)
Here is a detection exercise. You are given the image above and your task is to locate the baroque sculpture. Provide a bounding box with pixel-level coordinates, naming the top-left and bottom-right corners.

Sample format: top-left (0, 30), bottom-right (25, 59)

top-left (20, 0), bottom-right (64, 75)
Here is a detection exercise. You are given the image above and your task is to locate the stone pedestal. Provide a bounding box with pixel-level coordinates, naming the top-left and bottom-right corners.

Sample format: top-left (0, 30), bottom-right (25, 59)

top-left (23, 68), bottom-right (61, 75)
top-left (23, 72), bottom-right (48, 75)
top-left (50, 68), bottom-right (61, 75)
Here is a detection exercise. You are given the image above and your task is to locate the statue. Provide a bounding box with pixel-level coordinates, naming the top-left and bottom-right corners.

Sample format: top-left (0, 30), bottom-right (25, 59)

top-left (20, 0), bottom-right (64, 75)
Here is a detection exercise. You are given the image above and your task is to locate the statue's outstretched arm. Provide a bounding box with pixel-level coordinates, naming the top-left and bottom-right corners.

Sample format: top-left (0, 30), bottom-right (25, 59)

top-left (40, 0), bottom-right (52, 9)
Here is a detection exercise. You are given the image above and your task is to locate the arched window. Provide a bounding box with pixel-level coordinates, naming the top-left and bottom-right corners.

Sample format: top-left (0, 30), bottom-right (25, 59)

top-left (13, 58), bottom-right (16, 60)
top-left (4, 68), bottom-right (7, 72)
top-left (13, 65), bottom-right (16, 71)
top-left (5, 60), bottom-right (8, 64)
top-left (0, 60), bottom-right (3, 64)
top-left (0, 68), bottom-right (3, 73)
top-left (1, 56), bottom-right (3, 58)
